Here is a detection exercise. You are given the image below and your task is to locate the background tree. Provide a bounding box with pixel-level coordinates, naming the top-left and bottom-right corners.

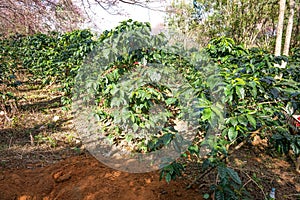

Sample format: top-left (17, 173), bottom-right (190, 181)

top-left (292, 1), bottom-right (300, 47)
top-left (3, 0), bottom-right (164, 38)
top-left (0, 0), bottom-right (164, 37)
top-left (166, 0), bottom-right (299, 51)
top-left (0, 0), bottom-right (83, 37)
top-left (275, 0), bottom-right (287, 56)
top-left (283, 0), bottom-right (295, 56)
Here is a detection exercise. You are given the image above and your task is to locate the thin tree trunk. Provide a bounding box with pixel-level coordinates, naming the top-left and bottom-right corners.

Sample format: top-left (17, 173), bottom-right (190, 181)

top-left (283, 0), bottom-right (295, 56)
top-left (274, 0), bottom-right (286, 56)
top-left (298, 1), bottom-right (300, 46)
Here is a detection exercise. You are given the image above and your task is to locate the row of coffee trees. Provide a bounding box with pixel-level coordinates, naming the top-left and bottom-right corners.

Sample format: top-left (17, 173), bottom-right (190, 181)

top-left (1, 19), bottom-right (299, 199)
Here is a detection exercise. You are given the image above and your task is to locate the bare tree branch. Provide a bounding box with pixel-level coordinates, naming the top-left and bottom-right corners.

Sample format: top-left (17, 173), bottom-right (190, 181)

top-left (83, 0), bottom-right (166, 15)
top-left (0, 0), bottom-right (83, 37)
top-left (0, 0), bottom-right (165, 37)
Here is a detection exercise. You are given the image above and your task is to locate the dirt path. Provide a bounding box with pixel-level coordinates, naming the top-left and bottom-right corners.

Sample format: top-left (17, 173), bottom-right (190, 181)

top-left (0, 153), bottom-right (202, 200)
top-left (1, 146), bottom-right (300, 200)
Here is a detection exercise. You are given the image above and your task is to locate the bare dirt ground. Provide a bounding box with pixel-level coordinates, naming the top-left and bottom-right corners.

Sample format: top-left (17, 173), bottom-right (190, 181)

top-left (0, 153), bottom-right (204, 200)
top-left (0, 79), bottom-right (299, 200)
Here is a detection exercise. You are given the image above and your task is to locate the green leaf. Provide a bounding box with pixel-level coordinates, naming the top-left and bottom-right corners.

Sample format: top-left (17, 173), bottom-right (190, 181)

top-left (246, 114), bottom-right (256, 128)
top-left (228, 117), bottom-right (238, 127)
top-left (202, 108), bottom-right (212, 121)
top-left (153, 53), bottom-right (161, 60)
top-left (228, 127), bottom-right (238, 141)
top-left (130, 113), bottom-right (135, 123)
top-left (165, 98), bottom-right (177, 105)
top-left (224, 85), bottom-right (233, 96)
top-left (211, 105), bottom-right (224, 122)
top-left (188, 144), bottom-right (199, 154)
top-left (162, 133), bottom-right (173, 145)
top-left (165, 173), bottom-right (172, 183)
top-left (250, 86), bottom-right (257, 98)
top-left (133, 123), bottom-right (139, 132)
top-left (125, 134), bottom-right (133, 142)
top-left (235, 86), bottom-right (245, 99)
top-left (222, 128), bottom-right (229, 137)
top-left (226, 167), bottom-right (242, 185)
top-left (235, 78), bottom-right (246, 85)
top-left (237, 115), bottom-right (248, 126)
top-left (203, 193), bottom-right (210, 199)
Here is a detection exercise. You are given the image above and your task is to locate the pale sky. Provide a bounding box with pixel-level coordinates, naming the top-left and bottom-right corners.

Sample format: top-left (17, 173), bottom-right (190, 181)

top-left (79, 1), bottom-right (170, 34)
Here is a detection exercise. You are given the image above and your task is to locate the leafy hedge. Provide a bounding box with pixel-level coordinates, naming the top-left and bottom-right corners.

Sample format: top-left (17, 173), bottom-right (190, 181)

top-left (206, 37), bottom-right (299, 156)
top-left (0, 29), bottom-right (96, 107)
top-left (0, 20), bottom-right (299, 199)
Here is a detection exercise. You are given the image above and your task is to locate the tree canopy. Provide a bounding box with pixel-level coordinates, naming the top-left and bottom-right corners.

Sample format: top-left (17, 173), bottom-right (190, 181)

top-left (0, 0), bottom-right (83, 37)
top-left (167, 0), bottom-right (300, 51)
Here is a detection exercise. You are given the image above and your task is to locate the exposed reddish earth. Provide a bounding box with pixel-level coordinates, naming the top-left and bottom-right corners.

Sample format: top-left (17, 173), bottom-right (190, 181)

top-left (0, 153), bottom-right (203, 200)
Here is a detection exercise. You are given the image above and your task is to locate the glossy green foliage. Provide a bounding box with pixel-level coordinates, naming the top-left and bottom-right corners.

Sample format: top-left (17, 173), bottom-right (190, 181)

top-left (205, 37), bottom-right (299, 143)
top-left (1, 21), bottom-right (299, 199)
top-left (210, 164), bottom-right (250, 200)
top-left (73, 20), bottom-right (206, 157)
top-left (0, 29), bottom-right (96, 107)
top-left (161, 37), bottom-right (299, 199)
